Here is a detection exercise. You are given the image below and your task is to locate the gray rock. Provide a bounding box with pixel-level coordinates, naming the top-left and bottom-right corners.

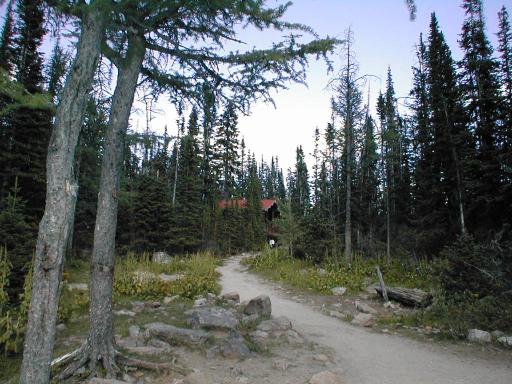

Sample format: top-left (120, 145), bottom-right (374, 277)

top-left (467, 329), bottom-right (491, 343)
top-left (250, 330), bottom-right (269, 339)
top-left (67, 283), bottom-right (88, 291)
top-left (331, 287), bottom-right (347, 296)
top-left (186, 306), bottom-right (239, 330)
top-left (351, 313), bottom-right (375, 327)
top-left (240, 314), bottom-right (260, 326)
top-left (143, 322), bottom-right (208, 345)
top-left (56, 323), bottom-right (66, 332)
top-left (221, 292), bottom-right (240, 303)
top-left (355, 300), bottom-right (378, 315)
top-left (131, 301), bottom-right (145, 313)
top-left (497, 336), bottom-right (512, 348)
top-left (328, 310), bottom-right (347, 320)
top-left (114, 309), bottom-right (136, 317)
top-left (219, 333), bottom-right (251, 359)
top-left (309, 371), bottom-right (344, 384)
top-left (128, 325), bottom-right (140, 338)
top-left (284, 329), bottom-right (304, 345)
top-left (193, 297), bottom-right (208, 307)
top-left (256, 316), bottom-right (292, 333)
top-left (491, 330), bottom-right (505, 339)
top-left (243, 295), bottom-right (271, 317)
top-left (152, 251), bottom-right (172, 264)
top-left (207, 292), bottom-right (217, 301)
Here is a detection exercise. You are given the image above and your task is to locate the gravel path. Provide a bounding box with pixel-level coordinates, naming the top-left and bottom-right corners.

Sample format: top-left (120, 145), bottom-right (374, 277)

top-left (218, 255), bottom-right (512, 384)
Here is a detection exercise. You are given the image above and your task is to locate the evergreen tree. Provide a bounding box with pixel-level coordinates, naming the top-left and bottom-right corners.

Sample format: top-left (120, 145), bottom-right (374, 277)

top-left (0, 0), bottom-right (15, 74)
top-left (215, 102), bottom-right (240, 199)
top-left (290, 146), bottom-right (310, 218)
top-left (460, 0), bottom-right (503, 235)
top-left (169, 108), bottom-right (204, 253)
top-left (245, 158), bottom-right (265, 249)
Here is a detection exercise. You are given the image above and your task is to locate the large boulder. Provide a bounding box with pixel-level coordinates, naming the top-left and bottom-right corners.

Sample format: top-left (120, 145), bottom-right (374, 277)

top-left (186, 307), bottom-right (239, 330)
top-left (243, 295), bottom-right (271, 317)
top-left (143, 323), bottom-right (208, 345)
top-left (219, 333), bottom-right (251, 359)
top-left (467, 329), bottom-right (491, 343)
top-left (309, 371), bottom-right (344, 384)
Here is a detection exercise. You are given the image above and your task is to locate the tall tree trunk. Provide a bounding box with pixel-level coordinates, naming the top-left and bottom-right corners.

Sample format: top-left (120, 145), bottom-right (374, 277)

top-left (19, 6), bottom-right (105, 384)
top-left (88, 34), bottom-right (145, 378)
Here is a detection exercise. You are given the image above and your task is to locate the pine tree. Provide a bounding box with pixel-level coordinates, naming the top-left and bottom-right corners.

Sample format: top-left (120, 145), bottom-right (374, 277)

top-left (215, 102), bottom-right (240, 199)
top-left (460, 0), bottom-right (504, 235)
top-left (169, 108), bottom-right (204, 253)
top-left (0, 0), bottom-right (15, 74)
top-left (290, 146), bottom-right (310, 218)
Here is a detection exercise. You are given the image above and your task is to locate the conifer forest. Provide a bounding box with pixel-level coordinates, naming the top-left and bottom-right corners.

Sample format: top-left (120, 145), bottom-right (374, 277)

top-left (0, 1), bottom-right (511, 383)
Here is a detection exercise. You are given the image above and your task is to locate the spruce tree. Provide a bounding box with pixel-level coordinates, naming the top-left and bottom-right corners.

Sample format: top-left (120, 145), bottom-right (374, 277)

top-left (290, 146), bottom-right (310, 218)
top-left (215, 103), bottom-right (240, 199)
top-left (460, 0), bottom-right (503, 234)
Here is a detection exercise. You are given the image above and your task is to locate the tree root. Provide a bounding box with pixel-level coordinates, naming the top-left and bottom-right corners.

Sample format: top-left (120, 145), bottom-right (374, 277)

top-left (51, 341), bottom-right (189, 381)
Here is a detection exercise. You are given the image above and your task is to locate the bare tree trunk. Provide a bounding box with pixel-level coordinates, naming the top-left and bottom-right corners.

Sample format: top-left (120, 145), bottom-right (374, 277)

top-left (88, 34), bottom-right (145, 378)
top-left (19, 7), bottom-right (105, 384)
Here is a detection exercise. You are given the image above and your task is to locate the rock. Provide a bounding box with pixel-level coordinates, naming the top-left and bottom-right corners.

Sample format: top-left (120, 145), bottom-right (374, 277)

top-left (114, 309), bottom-right (136, 317)
top-left (159, 273), bottom-right (183, 282)
top-left (467, 329), bottom-right (491, 343)
top-left (221, 292), bottom-right (240, 303)
top-left (67, 283), bottom-right (88, 291)
top-left (355, 300), bottom-right (378, 315)
top-left (491, 330), bottom-right (505, 339)
top-left (129, 325), bottom-right (141, 338)
top-left (144, 323), bottom-right (208, 345)
top-left (284, 329), bottom-right (304, 345)
top-left (497, 336), bottom-right (512, 348)
top-left (243, 295), bottom-right (271, 317)
top-left (351, 313), bottom-right (374, 327)
top-left (152, 251), bottom-right (172, 264)
top-left (240, 314), bottom-right (260, 326)
top-left (313, 354), bottom-right (331, 363)
top-left (164, 295), bottom-right (180, 304)
top-left (194, 297), bottom-right (208, 307)
top-left (207, 292), bottom-right (217, 301)
top-left (56, 323), bottom-right (66, 332)
top-left (256, 316), bottom-right (292, 333)
top-left (328, 311), bottom-right (347, 320)
top-left (250, 330), bottom-right (269, 340)
top-left (219, 333), bottom-right (251, 359)
top-left (331, 287), bottom-right (347, 296)
top-left (309, 370), bottom-right (344, 384)
top-left (131, 301), bottom-right (145, 313)
top-left (186, 306), bottom-right (239, 330)
top-left (150, 301), bottom-right (161, 308)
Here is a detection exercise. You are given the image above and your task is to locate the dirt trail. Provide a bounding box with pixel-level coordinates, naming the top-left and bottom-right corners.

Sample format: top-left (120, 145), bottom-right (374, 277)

top-left (218, 255), bottom-right (512, 384)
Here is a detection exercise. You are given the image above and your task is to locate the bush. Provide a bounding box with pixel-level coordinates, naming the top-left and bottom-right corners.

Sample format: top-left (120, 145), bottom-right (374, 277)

top-left (244, 247), bottom-right (433, 294)
top-left (114, 252), bottom-right (221, 299)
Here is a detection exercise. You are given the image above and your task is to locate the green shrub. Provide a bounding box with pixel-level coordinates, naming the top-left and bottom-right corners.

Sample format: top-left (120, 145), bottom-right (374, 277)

top-left (114, 252), bottom-right (221, 299)
top-left (244, 247), bottom-right (433, 294)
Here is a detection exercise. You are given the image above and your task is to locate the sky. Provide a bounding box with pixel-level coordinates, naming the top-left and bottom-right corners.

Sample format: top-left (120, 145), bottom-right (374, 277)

top-left (135, 0), bottom-right (505, 171)
top-left (0, 1), bottom-right (507, 170)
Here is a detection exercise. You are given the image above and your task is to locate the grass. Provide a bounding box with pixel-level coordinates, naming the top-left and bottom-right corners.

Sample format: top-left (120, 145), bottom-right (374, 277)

top-left (243, 247), bottom-right (433, 294)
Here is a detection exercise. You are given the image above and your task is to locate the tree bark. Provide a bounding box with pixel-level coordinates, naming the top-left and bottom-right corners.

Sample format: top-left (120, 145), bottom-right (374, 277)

top-left (19, 5), bottom-right (105, 384)
top-left (88, 33), bottom-right (145, 378)
top-left (374, 286), bottom-right (433, 308)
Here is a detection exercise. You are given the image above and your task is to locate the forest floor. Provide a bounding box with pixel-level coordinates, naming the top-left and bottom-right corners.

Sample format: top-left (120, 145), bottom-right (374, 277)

top-left (220, 255), bottom-right (512, 384)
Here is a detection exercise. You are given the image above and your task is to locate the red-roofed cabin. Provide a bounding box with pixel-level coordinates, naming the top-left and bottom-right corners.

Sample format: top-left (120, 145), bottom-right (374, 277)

top-left (218, 198), bottom-right (280, 240)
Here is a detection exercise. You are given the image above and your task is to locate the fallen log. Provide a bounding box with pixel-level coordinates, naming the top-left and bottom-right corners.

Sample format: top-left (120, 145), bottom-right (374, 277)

top-left (374, 286), bottom-right (433, 308)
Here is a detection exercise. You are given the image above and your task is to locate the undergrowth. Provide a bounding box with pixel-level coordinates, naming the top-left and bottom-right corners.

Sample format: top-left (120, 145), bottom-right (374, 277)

top-left (243, 247), bottom-right (433, 294)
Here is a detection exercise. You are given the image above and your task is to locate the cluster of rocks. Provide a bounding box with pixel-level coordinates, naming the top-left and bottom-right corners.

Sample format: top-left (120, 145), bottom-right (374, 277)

top-left (467, 328), bottom-right (512, 348)
top-left (114, 292), bottom-right (305, 363)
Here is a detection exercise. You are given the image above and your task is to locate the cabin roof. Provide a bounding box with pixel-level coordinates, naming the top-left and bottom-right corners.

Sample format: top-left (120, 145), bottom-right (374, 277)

top-left (218, 198), bottom-right (278, 212)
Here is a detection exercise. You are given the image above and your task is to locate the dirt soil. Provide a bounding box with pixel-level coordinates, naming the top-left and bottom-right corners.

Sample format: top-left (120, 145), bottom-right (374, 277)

top-left (219, 255), bottom-right (512, 384)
